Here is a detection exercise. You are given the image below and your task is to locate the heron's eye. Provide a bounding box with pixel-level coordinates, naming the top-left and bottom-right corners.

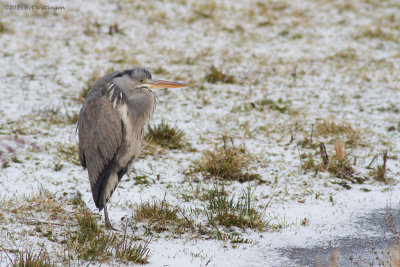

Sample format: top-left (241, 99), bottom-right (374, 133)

top-left (140, 79), bottom-right (143, 83)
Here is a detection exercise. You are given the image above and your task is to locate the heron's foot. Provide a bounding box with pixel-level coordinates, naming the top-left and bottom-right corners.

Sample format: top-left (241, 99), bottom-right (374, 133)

top-left (105, 221), bottom-right (118, 231)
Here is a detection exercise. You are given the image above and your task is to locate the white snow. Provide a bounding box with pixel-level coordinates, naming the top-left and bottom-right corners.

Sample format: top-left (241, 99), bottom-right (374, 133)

top-left (0, 0), bottom-right (400, 266)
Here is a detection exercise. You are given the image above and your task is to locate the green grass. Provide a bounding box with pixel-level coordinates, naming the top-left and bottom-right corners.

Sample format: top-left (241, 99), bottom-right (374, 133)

top-left (204, 65), bottom-right (235, 84)
top-left (300, 153), bottom-right (316, 172)
top-left (115, 238), bottom-right (149, 264)
top-left (326, 157), bottom-right (355, 180)
top-left (68, 212), bottom-right (116, 261)
top-left (12, 249), bottom-right (54, 267)
top-left (2, 190), bottom-right (150, 265)
top-left (204, 185), bottom-right (267, 231)
top-left (133, 197), bottom-right (194, 234)
top-left (67, 211), bottom-right (149, 263)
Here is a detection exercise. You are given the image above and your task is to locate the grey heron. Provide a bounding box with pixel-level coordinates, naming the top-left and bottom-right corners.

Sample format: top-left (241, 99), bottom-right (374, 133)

top-left (77, 67), bottom-right (188, 230)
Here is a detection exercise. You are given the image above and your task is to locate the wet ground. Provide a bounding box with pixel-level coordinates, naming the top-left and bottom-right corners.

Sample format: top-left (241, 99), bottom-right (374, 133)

top-left (281, 208), bottom-right (400, 266)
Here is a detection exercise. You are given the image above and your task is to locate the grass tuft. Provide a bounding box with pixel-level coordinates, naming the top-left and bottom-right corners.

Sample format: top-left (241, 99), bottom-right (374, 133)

top-left (371, 151), bottom-right (388, 182)
top-left (204, 185), bottom-right (267, 231)
top-left (316, 142), bottom-right (363, 186)
top-left (67, 211), bottom-right (150, 263)
top-left (190, 141), bottom-right (261, 183)
top-left (69, 212), bottom-right (116, 261)
top-left (115, 237), bottom-right (150, 263)
top-left (205, 65), bottom-right (235, 84)
top-left (24, 188), bottom-right (65, 215)
top-left (133, 197), bottom-right (193, 234)
top-left (315, 120), bottom-right (361, 147)
top-left (12, 249), bottom-right (54, 267)
top-left (145, 121), bottom-right (185, 149)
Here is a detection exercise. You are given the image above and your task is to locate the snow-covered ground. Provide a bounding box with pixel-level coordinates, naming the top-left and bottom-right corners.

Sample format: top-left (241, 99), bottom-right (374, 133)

top-left (1, 0), bottom-right (400, 266)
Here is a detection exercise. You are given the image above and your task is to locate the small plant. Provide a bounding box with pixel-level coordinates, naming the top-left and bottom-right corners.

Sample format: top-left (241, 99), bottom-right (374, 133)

top-left (12, 249), bottom-right (54, 267)
top-left (115, 237), bottom-right (150, 264)
top-left (204, 185), bottom-right (267, 231)
top-left (108, 23), bottom-right (122, 35)
top-left (371, 151), bottom-right (388, 182)
top-left (327, 48), bottom-right (358, 61)
top-left (65, 211), bottom-right (150, 264)
top-left (356, 26), bottom-right (397, 42)
top-left (204, 65), bottom-right (235, 84)
top-left (315, 120), bottom-right (361, 147)
top-left (133, 197), bottom-right (193, 234)
top-left (190, 139), bottom-right (261, 183)
top-left (133, 175), bottom-right (151, 185)
top-left (145, 121), bottom-right (185, 149)
top-left (301, 153), bottom-right (315, 172)
top-left (326, 141), bottom-right (354, 179)
top-left (24, 187), bottom-right (65, 215)
top-left (315, 142), bottom-right (363, 186)
top-left (300, 217), bottom-right (309, 226)
top-left (68, 212), bottom-right (116, 261)
top-left (69, 191), bottom-right (88, 212)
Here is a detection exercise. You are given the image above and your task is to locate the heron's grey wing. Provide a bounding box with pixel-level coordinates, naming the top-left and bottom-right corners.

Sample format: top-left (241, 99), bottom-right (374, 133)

top-left (78, 96), bottom-right (122, 209)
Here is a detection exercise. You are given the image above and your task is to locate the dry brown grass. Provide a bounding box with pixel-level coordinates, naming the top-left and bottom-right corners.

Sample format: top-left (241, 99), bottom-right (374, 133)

top-left (144, 122), bottom-right (185, 149)
top-left (320, 142), bottom-right (355, 181)
top-left (315, 120), bottom-right (362, 147)
top-left (334, 140), bottom-right (345, 161)
top-left (55, 142), bottom-right (80, 166)
top-left (67, 211), bottom-right (150, 263)
top-left (370, 151), bottom-right (388, 182)
top-left (0, 188), bottom-right (67, 221)
top-left (188, 0), bottom-right (217, 22)
top-left (12, 249), bottom-right (54, 267)
top-left (190, 142), bottom-right (261, 183)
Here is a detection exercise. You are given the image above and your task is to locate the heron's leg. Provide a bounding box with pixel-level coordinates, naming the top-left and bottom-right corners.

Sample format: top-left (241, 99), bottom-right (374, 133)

top-left (104, 201), bottom-right (117, 231)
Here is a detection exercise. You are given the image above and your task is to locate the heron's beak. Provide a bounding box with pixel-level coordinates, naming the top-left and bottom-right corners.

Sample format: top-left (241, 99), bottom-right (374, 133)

top-left (143, 80), bottom-right (188, 89)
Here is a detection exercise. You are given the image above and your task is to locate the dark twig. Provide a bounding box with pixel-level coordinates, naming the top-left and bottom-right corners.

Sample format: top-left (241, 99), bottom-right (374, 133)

top-left (319, 142), bottom-right (329, 168)
top-left (367, 155), bottom-right (378, 169)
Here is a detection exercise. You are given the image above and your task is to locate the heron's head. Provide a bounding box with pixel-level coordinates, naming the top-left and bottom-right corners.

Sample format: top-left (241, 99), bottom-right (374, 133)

top-left (113, 68), bottom-right (188, 93)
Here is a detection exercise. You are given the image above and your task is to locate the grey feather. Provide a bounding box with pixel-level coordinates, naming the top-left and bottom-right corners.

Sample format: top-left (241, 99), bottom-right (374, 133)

top-left (78, 96), bottom-right (122, 208)
top-left (77, 68), bottom-right (155, 211)
top-left (77, 67), bottom-right (186, 229)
